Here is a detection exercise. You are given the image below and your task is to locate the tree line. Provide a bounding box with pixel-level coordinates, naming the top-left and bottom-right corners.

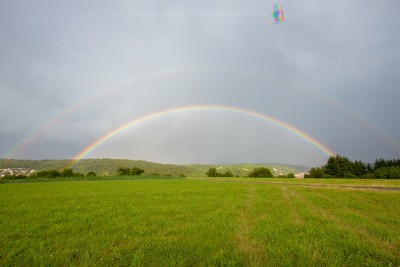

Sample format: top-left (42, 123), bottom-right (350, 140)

top-left (33, 169), bottom-right (97, 178)
top-left (3, 156), bottom-right (400, 180)
top-left (116, 167), bottom-right (144, 176)
top-left (206, 167), bottom-right (294, 178)
top-left (34, 166), bottom-right (147, 178)
top-left (2, 166), bottom-right (146, 180)
top-left (205, 168), bottom-right (234, 177)
top-left (306, 155), bottom-right (400, 179)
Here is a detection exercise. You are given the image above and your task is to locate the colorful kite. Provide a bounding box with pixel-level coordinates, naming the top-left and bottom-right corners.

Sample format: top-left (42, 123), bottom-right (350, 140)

top-left (271, 4), bottom-right (284, 24)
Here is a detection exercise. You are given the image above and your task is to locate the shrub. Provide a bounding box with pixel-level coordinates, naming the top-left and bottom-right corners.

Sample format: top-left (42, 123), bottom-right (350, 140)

top-left (35, 170), bottom-right (60, 178)
top-left (249, 167), bottom-right (273, 178)
top-left (206, 168), bottom-right (219, 177)
top-left (206, 168), bottom-right (234, 177)
top-left (87, 171), bottom-right (97, 177)
top-left (60, 169), bottom-right (74, 177)
top-left (131, 167), bottom-right (144, 176)
top-left (374, 166), bottom-right (400, 179)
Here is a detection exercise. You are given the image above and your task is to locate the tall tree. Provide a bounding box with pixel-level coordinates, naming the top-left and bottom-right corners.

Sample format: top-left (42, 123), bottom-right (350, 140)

top-left (324, 155), bottom-right (354, 178)
top-left (306, 167), bottom-right (327, 178)
top-left (353, 161), bottom-right (367, 177)
top-left (206, 168), bottom-right (219, 177)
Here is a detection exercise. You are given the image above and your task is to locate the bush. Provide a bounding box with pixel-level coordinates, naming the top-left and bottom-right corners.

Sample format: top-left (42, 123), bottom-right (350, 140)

top-left (374, 166), bottom-right (400, 179)
top-left (249, 167), bottom-right (273, 178)
top-left (87, 171), bottom-right (97, 177)
top-left (206, 168), bottom-right (219, 177)
top-left (60, 168), bottom-right (74, 177)
top-left (305, 167), bottom-right (327, 178)
top-left (131, 167), bottom-right (144, 176)
top-left (117, 167), bottom-right (131, 176)
top-left (35, 170), bottom-right (60, 178)
top-left (7, 174), bottom-right (27, 180)
top-left (222, 171), bottom-right (234, 177)
top-left (117, 167), bottom-right (144, 176)
top-left (206, 168), bottom-right (234, 177)
top-left (286, 173), bottom-right (295, 178)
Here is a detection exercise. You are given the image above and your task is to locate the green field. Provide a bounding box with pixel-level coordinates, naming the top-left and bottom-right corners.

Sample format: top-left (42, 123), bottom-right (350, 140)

top-left (1, 178), bottom-right (400, 266)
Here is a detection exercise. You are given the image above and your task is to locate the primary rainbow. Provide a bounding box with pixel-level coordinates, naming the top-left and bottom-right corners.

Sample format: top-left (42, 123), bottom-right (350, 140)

top-left (8, 67), bottom-right (400, 159)
top-left (7, 67), bottom-right (247, 158)
top-left (66, 105), bottom-right (335, 168)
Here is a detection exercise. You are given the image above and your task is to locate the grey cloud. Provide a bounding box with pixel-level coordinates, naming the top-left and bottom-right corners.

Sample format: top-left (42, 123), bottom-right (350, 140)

top-left (1, 0), bottom-right (399, 166)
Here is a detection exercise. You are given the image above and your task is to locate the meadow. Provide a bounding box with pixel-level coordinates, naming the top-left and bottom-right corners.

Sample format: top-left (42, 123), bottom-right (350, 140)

top-left (1, 178), bottom-right (399, 266)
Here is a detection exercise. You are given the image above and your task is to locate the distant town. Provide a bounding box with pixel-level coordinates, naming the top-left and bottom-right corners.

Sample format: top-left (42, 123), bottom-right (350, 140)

top-left (0, 168), bottom-right (35, 178)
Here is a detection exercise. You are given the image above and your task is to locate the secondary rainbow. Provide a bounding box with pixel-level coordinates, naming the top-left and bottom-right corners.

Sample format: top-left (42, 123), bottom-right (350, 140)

top-left (9, 67), bottom-right (399, 159)
top-left (7, 67), bottom-right (248, 158)
top-left (66, 105), bottom-right (335, 168)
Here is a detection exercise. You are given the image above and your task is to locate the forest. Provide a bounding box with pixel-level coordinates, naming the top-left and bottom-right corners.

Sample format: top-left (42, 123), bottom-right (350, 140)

top-left (1, 156), bottom-right (400, 179)
top-left (306, 155), bottom-right (400, 179)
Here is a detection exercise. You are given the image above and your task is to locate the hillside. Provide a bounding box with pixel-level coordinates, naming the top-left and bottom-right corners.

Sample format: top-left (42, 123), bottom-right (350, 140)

top-left (187, 164), bottom-right (302, 177)
top-left (0, 158), bottom-right (308, 177)
top-left (0, 159), bottom-right (71, 171)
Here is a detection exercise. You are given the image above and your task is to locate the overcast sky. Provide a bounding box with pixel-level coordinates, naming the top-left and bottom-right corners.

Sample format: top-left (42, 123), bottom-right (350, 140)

top-left (1, 0), bottom-right (399, 166)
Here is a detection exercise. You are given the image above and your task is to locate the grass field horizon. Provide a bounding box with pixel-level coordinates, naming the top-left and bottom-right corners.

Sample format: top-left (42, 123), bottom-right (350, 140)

top-left (1, 177), bottom-right (399, 266)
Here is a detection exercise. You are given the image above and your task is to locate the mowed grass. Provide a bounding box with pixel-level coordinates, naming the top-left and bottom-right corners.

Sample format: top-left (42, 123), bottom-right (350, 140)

top-left (194, 177), bottom-right (400, 188)
top-left (1, 179), bottom-right (399, 266)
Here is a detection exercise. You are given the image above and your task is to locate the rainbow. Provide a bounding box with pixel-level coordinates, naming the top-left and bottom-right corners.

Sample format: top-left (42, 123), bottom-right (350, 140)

top-left (66, 105), bottom-right (335, 168)
top-left (8, 67), bottom-right (400, 159)
top-left (6, 67), bottom-right (249, 158)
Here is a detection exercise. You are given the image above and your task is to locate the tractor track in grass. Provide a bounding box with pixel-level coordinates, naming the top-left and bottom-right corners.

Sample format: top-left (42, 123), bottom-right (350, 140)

top-left (234, 186), bottom-right (267, 265)
top-left (193, 178), bottom-right (400, 192)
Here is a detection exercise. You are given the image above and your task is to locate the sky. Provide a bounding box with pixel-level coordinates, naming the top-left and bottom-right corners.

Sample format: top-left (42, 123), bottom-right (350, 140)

top-left (1, 0), bottom-right (399, 167)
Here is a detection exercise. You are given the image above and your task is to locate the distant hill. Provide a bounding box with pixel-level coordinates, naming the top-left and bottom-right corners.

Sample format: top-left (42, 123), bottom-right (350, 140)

top-left (72, 159), bottom-right (194, 177)
top-left (267, 163), bottom-right (310, 173)
top-left (186, 163), bottom-right (305, 177)
top-left (0, 159), bottom-right (70, 171)
top-left (0, 158), bottom-right (309, 177)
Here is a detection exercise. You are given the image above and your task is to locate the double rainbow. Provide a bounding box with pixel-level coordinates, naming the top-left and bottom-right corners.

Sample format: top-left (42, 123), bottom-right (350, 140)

top-left (8, 67), bottom-right (399, 160)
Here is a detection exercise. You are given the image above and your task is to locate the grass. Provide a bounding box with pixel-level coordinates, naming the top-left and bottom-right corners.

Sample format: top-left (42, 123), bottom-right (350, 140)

top-left (1, 178), bottom-right (399, 266)
top-left (0, 175), bottom-right (184, 184)
top-left (194, 176), bottom-right (400, 187)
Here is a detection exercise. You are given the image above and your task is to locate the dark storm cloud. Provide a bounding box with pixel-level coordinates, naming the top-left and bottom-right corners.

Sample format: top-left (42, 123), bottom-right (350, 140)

top-left (1, 0), bottom-right (399, 166)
